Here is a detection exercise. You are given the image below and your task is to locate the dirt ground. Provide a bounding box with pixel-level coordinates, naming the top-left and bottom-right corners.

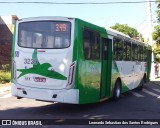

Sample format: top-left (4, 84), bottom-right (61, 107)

top-left (0, 82), bottom-right (11, 91)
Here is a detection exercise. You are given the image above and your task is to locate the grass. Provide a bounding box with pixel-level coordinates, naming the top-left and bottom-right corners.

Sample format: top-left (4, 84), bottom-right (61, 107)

top-left (0, 70), bottom-right (11, 84)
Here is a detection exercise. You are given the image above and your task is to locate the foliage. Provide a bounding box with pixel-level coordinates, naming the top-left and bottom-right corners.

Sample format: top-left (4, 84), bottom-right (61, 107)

top-left (153, 1), bottom-right (160, 55)
top-left (0, 71), bottom-right (11, 83)
top-left (156, 54), bottom-right (160, 62)
top-left (147, 45), bottom-right (152, 50)
top-left (153, 25), bottom-right (160, 44)
top-left (1, 64), bottom-right (10, 72)
top-left (156, 0), bottom-right (160, 23)
top-left (0, 64), bottom-right (11, 83)
top-left (154, 47), bottom-right (160, 54)
top-left (110, 23), bottom-right (143, 41)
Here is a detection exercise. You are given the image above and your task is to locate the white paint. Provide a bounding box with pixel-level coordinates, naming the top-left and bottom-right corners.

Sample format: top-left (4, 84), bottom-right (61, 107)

top-left (116, 61), bottom-right (145, 90)
top-left (12, 17), bottom-right (78, 103)
top-left (0, 93), bottom-right (12, 98)
top-left (14, 17), bottom-right (75, 90)
top-left (142, 88), bottom-right (160, 97)
top-left (131, 91), bottom-right (144, 97)
top-left (63, 59), bottom-right (68, 64)
top-left (59, 64), bottom-right (65, 72)
top-left (153, 88), bottom-right (160, 93)
top-left (11, 83), bottom-right (79, 104)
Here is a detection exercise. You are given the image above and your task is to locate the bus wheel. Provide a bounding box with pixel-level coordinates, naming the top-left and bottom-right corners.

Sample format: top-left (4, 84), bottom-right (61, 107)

top-left (113, 80), bottom-right (121, 100)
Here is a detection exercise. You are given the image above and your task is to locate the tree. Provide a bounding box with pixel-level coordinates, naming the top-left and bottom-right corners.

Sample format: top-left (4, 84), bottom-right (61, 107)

top-left (153, 25), bottom-right (160, 44)
top-left (156, 0), bottom-right (160, 23)
top-left (110, 23), bottom-right (143, 41)
top-left (153, 0), bottom-right (160, 56)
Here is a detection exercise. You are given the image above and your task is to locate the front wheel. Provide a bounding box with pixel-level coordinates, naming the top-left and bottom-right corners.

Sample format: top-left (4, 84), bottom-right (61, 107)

top-left (113, 80), bottom-right (121, 100)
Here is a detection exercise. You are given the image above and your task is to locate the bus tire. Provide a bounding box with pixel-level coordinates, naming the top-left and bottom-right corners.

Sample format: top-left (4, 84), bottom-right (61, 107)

top-left (143, 74), bottom-right (147, 84)
top-left (113, 80), bottom-right (121, 101)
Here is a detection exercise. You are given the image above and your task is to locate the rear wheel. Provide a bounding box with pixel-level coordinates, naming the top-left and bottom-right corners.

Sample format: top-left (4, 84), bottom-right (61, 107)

top-left (113, 80), bottom-right (121, 100)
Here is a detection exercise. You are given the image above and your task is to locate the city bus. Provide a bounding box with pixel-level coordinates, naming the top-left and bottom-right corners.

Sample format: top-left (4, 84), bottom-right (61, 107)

top-left (11, 17), bottom-right (151, 104)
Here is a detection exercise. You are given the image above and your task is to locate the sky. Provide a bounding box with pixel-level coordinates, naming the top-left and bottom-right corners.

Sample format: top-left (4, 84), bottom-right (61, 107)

top-left (0, 0), bottom-right (158, 38)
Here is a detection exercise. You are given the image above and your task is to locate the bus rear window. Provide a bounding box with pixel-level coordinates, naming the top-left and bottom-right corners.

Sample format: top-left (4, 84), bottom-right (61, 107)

top-left (18, 21), bottom-right (71, 49)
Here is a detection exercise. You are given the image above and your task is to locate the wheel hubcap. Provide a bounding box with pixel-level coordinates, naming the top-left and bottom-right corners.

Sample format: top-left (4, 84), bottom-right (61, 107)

top-left (116, 87), bottom-right (120, 97)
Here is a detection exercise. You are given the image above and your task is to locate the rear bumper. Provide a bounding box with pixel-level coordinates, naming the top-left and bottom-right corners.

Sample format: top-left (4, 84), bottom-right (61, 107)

top-left (11, 83), bottom-right (79, 104)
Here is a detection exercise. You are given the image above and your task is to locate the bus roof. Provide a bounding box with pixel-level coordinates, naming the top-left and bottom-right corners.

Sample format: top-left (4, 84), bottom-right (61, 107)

top-left (106, 27), bottom-right (147, 46)
top-left (17, 16), bottom-right (147, 46)
top-left (18, 16), bottom-right (75, 22)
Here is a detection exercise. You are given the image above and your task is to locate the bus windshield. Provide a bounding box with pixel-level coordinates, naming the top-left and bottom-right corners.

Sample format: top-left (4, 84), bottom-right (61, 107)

top-left (18, 21), bottom-right (71, 49)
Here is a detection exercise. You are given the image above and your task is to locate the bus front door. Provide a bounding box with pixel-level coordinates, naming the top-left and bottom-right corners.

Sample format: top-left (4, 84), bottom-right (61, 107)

top-left (100, 37), bottom-right (112, 99)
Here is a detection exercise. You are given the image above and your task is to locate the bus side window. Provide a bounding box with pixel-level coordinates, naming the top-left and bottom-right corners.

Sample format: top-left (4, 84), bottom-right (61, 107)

top-left (126, 41), bottom-right (131, 61)
top-left (142, 46), bottom-right (145, 61)
top-left (132, 43), bottom-right (135, 61)
top-left (83, 30), bottom-right (91, 59)
top-left (117, 39), bottom-right (123, 60)
top-left (123, 41), bottom-right (127, 60)
top-left (135, 44), bottom-right (138, 61)
top-left (132, 43), bottom-right (139, 61)
top-left (83, 29), bottom-right (100, 60)
top-left (113, 38), bottom-right (117, 60)
top-left (140, 45), bottom-right (143, 61)
top-left (138, 45), bottom-right (143, 61)
top-left (113, 38), bottom-right (123, 61)
top-left (144, 47), bottom-right (147, 61)
top-left (91, 33), bottom-right (100, 60)
top-left (123, 40), bottom-right (131, 61)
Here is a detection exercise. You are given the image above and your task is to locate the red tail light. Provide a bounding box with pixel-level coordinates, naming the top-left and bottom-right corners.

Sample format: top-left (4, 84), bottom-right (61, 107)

top-left (12, 60), bottom-right (17, 81)
top-left (144, 63), bottom-right (147, 67)
top-left (67, 62), bottom-right (76, 87)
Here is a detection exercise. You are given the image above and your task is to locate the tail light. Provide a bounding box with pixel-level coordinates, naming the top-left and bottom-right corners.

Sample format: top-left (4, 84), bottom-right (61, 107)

top-left (12, 60), bottom-right (17, 81)
top-left (144, 63), bottom-right (147, 67)
top-left (67, 61), bottom-right (76, 88)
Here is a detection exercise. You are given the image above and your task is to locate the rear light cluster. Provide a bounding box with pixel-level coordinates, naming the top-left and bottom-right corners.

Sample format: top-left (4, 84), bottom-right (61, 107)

top-left (67, 61), bottom-right (76, 88)
top-left (12, 60), bottom-right (17, 81)
top-left (144, 63), bottom-right (147, 67)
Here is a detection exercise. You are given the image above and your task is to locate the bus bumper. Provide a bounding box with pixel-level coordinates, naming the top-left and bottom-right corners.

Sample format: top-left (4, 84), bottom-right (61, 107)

top-left (11, 83), bottom-right (79, 104)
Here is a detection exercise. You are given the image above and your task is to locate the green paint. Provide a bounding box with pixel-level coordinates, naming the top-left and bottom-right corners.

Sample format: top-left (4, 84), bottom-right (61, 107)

top-left (71, 19), bottom-right (79, 90)
top-left (106, 39), bottom-right (112, 96)
top-left (74, 19), bottom-right (104, 104)
top-left (100, 37), bottom-right (112, 98)
top-left (73, 19), bottom-right (130, 104)
top-left (78, 60), bottom-right (101, 104)
top-left (17, 49), bottom-right (67, 80)
top-left (11, 22), bottom-right (16, 82)
top-left (32, 49), bottom-right (40, 66)
top-left (111, 61), bottom-right (130, 94)
top-left (147, 49), bottom-right (152, 82)
top-left (12, 17), bottom-right (150, 104)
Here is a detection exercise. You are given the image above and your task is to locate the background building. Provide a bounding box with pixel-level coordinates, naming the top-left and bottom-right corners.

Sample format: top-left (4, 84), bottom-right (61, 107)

top-left (0, 15), bottom-right (18, 69)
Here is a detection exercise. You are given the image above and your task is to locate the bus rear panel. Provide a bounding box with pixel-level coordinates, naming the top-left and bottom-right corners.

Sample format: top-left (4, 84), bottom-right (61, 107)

top-left (11, 17), bottom-right (79, 104)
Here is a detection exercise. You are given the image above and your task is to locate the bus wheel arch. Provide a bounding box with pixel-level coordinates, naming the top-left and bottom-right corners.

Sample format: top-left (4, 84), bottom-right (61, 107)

top-left (113, 78), bottom-right (122, 100)
top-left (137, 73), bottom-right (147, 90)
top-left (141, 73), bottom-right (147, 88)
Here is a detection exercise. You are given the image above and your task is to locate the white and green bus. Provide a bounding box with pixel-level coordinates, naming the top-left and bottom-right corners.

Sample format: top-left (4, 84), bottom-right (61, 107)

top-left (11, 17), bottom-right (151, 104)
